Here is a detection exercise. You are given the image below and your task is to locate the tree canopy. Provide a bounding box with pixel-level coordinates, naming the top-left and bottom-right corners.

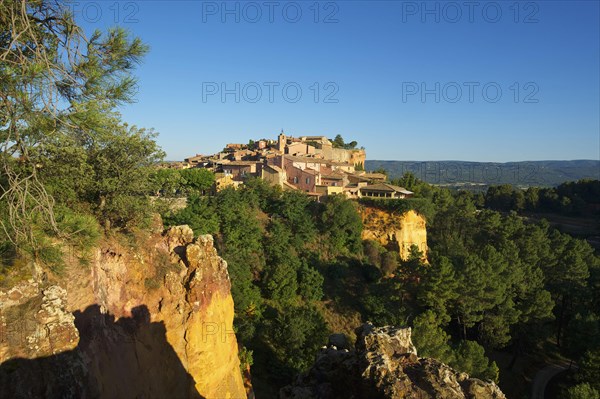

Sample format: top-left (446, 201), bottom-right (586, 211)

top-left (0, 1), bottom-right (162, 278)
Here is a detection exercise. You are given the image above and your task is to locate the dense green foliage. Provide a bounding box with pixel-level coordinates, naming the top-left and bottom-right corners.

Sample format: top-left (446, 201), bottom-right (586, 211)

top-left (163, 195), bottom-right (219, 235)
top-left (150, 168), bottom-right (216, 197)
top-left (162, 171), bottom-right (600, 393)
top-left (262, 305), bottom-right (330, 373)
top-left (485, 180), bottom-right (600, 216)
top-left (162, 179), bottom-right (341, 388)
top-left (40, 122), bottom-right (164, 230)
top-left (331, 134), bottom-right (359, 149)
top-left (0, 1), bottom-right (163, 276)
top-left (565, 383), bottom-right (600, 399)
top-left (5, 4), bottom-right (599, 395)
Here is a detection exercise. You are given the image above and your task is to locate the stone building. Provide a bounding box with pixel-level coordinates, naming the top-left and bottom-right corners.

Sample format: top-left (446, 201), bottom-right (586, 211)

top-left (360, 183), bottom-right (413, 199)
top-left (182, 131), bottom-right (419, 202)
top-left (219, 161), bottom-right (261, 181)
top-left (261, 164), bottom-right (286, 187)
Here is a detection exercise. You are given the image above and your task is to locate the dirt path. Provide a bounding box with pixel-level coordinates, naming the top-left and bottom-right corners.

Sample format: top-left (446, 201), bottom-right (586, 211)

top-left (531, 361), bottom-right (573, 399)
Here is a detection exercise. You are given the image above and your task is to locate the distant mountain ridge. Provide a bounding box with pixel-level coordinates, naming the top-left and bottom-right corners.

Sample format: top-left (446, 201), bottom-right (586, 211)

top-left (365, 160), bottom-right (600, 188)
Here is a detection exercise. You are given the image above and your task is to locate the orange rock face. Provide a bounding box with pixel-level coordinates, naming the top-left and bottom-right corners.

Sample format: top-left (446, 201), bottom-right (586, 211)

top-left (0, 225), bottom-right (247, 399)
top-left (360, 208), bottom-right (428, 260)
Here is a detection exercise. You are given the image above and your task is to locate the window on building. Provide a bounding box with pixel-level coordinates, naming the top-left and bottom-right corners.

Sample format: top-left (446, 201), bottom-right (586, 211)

top-left (293, 176), bottom-right (298, 184)
top-left (306, 177), bottom-right (310, 184)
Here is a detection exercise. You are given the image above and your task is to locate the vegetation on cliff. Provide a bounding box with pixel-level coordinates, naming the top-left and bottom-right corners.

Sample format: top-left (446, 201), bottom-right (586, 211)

top-left (331, 134), bottom-right (360, 150)
top-left (161, 180), bottom-right (358, 391)
top-left (2, 3), bottom-right (599, 398)
top-left (160, 174), bottom-right (600, 396)
top-left (0, 1), bottom-right (164, 282)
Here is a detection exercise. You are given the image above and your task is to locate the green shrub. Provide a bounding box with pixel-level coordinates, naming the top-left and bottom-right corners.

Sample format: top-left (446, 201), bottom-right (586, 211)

top-left (262, 305), bottom-right (330, 374)
top-left (37, 242), bottom-right (65, 274)
top-left (298, 263), bottom-right (324, 302)
top-left (55, 208), bottom-right (101, 252)
top-left (451, 340), bottom-right (499, 383)
top-left (239, 346), bottom-right (254, 373)
top-left (564, 383), bottom-right (600, 399)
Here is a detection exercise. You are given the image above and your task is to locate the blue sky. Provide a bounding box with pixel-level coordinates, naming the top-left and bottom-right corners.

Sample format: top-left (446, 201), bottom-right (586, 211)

top-left (74, 1), bottom-right (599, 162)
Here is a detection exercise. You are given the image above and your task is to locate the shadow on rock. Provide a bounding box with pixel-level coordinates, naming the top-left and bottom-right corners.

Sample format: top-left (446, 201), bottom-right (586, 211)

top-left (0, 304), bottom-right (204, 399)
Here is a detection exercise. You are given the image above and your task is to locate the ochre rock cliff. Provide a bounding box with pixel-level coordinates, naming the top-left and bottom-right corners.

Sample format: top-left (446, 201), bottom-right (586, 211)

top-left (280, 323), bottom-right (506, 399)
top-left (361, 208), bottom-right (428, 260)
top-left (0, 225), bottom-right (246, 399)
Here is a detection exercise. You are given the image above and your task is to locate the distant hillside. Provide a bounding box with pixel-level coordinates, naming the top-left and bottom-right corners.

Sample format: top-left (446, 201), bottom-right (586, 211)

top-left (365, 160), bottom-right (600, 188)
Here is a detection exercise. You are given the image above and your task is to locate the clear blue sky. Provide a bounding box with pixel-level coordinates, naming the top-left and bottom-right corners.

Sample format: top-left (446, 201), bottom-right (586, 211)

top-left (75, 1), bottom-right (600, 162)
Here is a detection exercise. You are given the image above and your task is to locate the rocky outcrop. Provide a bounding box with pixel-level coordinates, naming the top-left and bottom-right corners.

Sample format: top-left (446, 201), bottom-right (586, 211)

top-left (361, 208), bottom-right (428, 260)
top-left (0, 225), bottom-right (246, 399)
top-left (0, 284), bottom-right (79, 361)
top-left (280, 323), bottom-right (505, 399)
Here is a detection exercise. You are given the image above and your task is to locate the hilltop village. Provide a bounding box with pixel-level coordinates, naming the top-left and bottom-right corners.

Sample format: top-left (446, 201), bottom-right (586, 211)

top-left (171, 131), bottom-right (414, 200)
